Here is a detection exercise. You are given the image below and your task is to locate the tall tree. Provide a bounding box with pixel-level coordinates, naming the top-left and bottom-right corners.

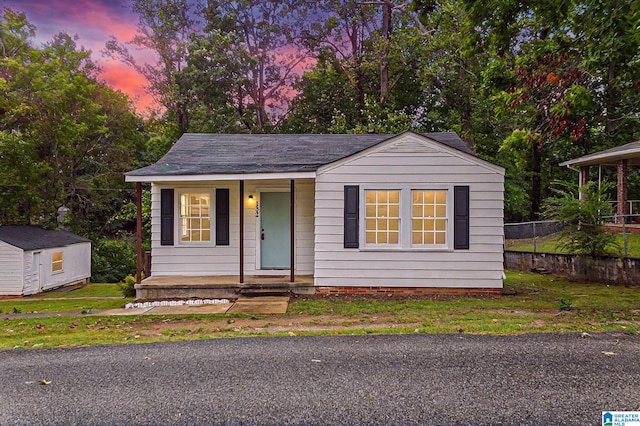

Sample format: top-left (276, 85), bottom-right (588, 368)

top-left (0, 10), bottom-right (144, 234)
top-left (104, 0), bottom-right (200, 135)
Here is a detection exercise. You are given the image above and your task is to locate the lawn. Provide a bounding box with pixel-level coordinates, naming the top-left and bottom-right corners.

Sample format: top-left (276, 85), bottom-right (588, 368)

top-left (1, 272), bottom-right (638, 349)
top-left (506, 232), bottom-right (640, 257)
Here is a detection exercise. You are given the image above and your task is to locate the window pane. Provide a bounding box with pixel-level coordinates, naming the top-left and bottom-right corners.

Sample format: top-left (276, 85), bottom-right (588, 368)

top-left (412, 232), bottom-right (422, 245)
top-left (435, 232), bottom-right (446, 244)
top-left (378, 232), bottom-right (387, 244)
top-left (389, 191), bottom-right (399, 203)
top-left (436, 205), bottom-right (446, 217)
top-left (435, 191), bottom-right (446, 204)
top-left (202, 229), bottom-right (211, 241)
top-left (435, 219), bottom-right (446, 231)
top-left (366, 232), bottom-right (376, 244)
top-left (366, 205), bottom-right (376, 217)
top-left (389, 204), bottom-right (399, 217)
top-left (424, 191), bottom-right (434, 204)
top-left (389, 219), bottom-right (399, 231)
top-left (378, 191), bottom-right (387, 203)
top-left (378, 219), bottom-right (387, 231)
top-left (365, 219), bottom-right (376, 231)
top-left (424, 205), bottom-right (434, 217)
top-left (388, 232), bottom-right (398, 244)
top-left (365, 191), bottom-right (376, 203)
top-left (377, 205), bottom-right (387, 217)
top-left (413, 191), bottom-right (422, 203)
top-left (424, 232), bottom-right (434, 245)
top-left (424, 219), bottom-right (434, 230)
top-left (412, 204), bottom-right (422, 217)
top-left (412, 219), bottom-right (423, 231)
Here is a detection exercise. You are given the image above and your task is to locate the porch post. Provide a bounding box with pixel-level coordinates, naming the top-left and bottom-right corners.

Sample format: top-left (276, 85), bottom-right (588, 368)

top-left (617, 159), bottom-right (628, 223)
top-left (136, 182), bottom-right (142, 284)
top-left (239, 180), bottom-right (244, 284)
top-left (290, 179), bottom-right (295, 283)
top-left (579, 166), bottom-right (589, 201)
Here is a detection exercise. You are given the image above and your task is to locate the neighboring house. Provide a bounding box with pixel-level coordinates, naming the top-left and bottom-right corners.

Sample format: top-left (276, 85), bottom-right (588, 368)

top-left (0, 225), bottom-right (91, 296)
top-left (125, 131), bottom-right (505, 297)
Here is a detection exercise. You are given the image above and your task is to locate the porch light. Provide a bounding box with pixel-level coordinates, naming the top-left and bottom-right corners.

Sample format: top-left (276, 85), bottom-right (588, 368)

top-left (248, 194), bottom-right (254, 202)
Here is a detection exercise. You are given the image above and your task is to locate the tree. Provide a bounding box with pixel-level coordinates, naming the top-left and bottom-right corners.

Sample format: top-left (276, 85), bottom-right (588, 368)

top-left (0, 10), bottom-right (144, 236)
top-left (104, 0), bottom-right (200, 135)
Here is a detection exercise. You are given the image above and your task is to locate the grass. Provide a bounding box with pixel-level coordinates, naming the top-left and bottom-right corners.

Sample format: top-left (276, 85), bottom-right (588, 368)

top-left (1, 272), bottom-right (638, 349)
top-left (33, 283), bottom-right (123, 298)
top-left (506, 232), bottom-right (640, 257)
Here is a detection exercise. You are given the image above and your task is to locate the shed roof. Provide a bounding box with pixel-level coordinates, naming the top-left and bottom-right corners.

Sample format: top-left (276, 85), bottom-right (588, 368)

top-left (126, 132), bottom-right (474, 177)
top-left (0, 226), bottom-right (90, 251)
top-left (559, 141), bottom-right (640, 167)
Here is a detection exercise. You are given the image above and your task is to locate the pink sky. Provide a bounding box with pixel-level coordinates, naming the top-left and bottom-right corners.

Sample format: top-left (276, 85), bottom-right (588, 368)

top-left (5, 0), bottom-right (157, 113)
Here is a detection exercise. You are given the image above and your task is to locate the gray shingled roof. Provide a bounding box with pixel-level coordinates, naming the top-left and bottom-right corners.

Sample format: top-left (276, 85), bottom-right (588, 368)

top-left (559, 141), bottom-right (640, 167)
top-left (127, 132), bottom-right (474, 177)
top-left (0, 226), bottom-right (90, 251)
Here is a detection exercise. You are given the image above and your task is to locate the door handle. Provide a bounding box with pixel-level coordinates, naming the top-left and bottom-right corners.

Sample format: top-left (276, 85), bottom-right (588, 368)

top-left (261, 229), bottom-right (265, 240)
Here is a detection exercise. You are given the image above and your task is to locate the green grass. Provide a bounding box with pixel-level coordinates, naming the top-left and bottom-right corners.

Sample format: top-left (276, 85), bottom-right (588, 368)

top-left (506, 233), bottom-right (640, 257)
top-left (34, 283), bottom-right (123, 298)
top-left (1, 271), bottom-right (638, 349)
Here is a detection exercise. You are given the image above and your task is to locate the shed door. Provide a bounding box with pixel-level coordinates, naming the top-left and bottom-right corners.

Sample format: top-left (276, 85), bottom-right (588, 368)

top-left (260, 192), bottom-right (291, 269)
top-left (26, 252), bottom-right (42, 294)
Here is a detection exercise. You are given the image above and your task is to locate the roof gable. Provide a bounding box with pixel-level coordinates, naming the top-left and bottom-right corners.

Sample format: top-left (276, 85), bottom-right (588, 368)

top-left (0, 226), bottom-right (90, 251)
top-left (126, 131), bottom-right (476, 178)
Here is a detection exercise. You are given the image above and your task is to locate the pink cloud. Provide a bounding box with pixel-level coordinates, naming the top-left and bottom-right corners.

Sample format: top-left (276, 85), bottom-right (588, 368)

top-left (99, 61), bottom-right (157, 113)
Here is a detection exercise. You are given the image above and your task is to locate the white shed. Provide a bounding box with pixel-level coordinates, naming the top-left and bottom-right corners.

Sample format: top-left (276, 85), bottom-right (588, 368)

top-left (0, 225), bottom-right (91, 296)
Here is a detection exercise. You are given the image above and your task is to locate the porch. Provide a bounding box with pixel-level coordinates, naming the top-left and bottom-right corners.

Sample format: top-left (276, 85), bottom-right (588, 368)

top-left (135, 275), bottom-right (314, 300)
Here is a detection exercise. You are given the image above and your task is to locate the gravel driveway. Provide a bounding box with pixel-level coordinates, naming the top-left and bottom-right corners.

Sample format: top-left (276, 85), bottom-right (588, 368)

top-left (1, 332), bottom-right (638, 425)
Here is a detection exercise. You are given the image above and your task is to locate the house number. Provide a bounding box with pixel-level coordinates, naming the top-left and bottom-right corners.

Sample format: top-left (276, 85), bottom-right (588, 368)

top-left (255, 202), bottom-right (260, 217)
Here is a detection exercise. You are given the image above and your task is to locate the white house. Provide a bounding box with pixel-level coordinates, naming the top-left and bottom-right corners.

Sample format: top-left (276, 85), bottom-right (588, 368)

top-left (125, 131), bottom-right (505, 299)
top-left (0, 226), bottom-right (91, 296)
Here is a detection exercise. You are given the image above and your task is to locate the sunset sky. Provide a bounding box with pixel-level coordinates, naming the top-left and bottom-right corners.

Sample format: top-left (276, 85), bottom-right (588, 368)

top-left (4, 0), bottom-right (157, 112)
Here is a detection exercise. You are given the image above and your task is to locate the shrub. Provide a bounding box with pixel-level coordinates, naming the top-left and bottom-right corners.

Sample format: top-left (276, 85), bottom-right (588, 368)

top-left (117, 275), bottom-right (137, 298)
top-left (542, 181), bottom-right (619, 256)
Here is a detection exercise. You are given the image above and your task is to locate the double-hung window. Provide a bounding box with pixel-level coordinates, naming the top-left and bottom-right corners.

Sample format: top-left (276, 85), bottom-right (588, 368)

top-left (411, 190), bottom-right (447, 246)
top-left (365, 190), bottom-right (400, 245)
top-left (345, 185), bottom-right (467, 250)
top-left (179, 192), bottom-right (211, 243)
top-left (52, 251), bottom-right (63, 273)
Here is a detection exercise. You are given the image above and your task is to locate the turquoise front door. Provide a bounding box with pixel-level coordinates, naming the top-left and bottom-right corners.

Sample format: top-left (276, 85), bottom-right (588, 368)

top-left (260, 192), bottom-right (291, 269)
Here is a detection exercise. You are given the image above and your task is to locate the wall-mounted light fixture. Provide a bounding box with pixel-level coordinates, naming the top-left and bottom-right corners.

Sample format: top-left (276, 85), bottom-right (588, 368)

top-left (248, 194), bottom-right (254, 202)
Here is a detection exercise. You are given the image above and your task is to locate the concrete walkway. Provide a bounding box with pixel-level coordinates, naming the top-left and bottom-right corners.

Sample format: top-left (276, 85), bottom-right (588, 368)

top-left (1, 296), bottom-right (290, 319)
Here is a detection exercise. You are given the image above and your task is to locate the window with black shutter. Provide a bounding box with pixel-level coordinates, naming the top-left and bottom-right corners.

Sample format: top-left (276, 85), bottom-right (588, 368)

top-left (160, 188), bottom-right (174, 246)
top-left (454, 185), bottom-right (470, 250)
top-left (216, 188), bottom-right (230, 245)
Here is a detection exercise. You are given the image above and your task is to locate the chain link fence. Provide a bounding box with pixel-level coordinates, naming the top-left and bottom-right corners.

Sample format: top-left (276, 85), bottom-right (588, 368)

top-left (505, 215), bottom-right (640, 257)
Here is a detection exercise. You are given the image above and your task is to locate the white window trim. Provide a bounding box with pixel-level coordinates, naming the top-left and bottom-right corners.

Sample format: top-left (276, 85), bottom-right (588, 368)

top-left (175, 189), bottom-right (215, 247)
top-left (359, 185), bottom-right (454, 251)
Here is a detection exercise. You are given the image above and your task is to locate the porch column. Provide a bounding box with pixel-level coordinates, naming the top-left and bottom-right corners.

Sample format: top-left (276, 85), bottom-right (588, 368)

top-left (578, 166), bottom-right (589, 201)
top-left (239, 180), bottom-right (244, 284)
top-left (617, 159), bottom-right (628, 222)
top-left (290, 179), bottom-right (295, 283)
top-left (136, 182), bottom-right (142, 284)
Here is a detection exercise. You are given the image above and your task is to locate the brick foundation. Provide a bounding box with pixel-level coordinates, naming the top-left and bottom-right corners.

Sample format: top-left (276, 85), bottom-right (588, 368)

top-left (315, 286), bottom-right (502, 296)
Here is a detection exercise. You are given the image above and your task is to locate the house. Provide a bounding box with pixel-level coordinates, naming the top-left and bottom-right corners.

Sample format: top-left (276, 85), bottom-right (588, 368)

top-left (560, 141), bottom-right (640, 221)
top-left (0, 225), bottom-right (91, 296)
top-left (125, 131), bottom-right (505, 299)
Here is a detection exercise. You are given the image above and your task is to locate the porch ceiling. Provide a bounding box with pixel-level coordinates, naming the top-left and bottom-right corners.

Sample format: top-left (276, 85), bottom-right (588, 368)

top-left (560, 141), bottom-right (640, 167)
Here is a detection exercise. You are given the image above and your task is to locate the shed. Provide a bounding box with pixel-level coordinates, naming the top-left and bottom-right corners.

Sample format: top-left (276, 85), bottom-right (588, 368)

top-left (125, 131), bottom-right (505, 299)
top-left (0, 226), bottom-right (91, 296)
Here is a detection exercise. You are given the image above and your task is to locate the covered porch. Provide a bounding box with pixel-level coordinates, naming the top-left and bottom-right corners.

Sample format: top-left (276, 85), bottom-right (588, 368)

top-left (560, 141), bottom-right (640, 223)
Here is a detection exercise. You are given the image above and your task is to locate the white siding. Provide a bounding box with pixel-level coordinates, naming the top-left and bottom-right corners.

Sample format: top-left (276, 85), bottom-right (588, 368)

top-left (314, 133), bottom-right (504, 289)
top-left (38, 243), bottom-right (91, 291)
top-left (150, 179), bottom-right (315, 276)
top-left (0, 241), bottom-right (23, 295)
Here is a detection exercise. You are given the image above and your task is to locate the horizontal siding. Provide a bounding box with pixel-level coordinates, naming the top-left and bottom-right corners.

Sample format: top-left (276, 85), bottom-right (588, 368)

top-left (39, 243), bottom-right (91, 290)
top-left (150, 179), bottom-right (315, 277)
top-left (0, 242), bottom-right (23, 295)
top-left (314, 134), bottom-right (504, 289)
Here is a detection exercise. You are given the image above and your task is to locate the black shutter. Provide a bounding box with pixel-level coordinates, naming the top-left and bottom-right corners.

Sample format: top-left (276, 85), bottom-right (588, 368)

top-left (344, 185), bottom-right (359, 248)
top-left (160, 188), bottom-right (174, 246)
top-left (454, 185), bottom-right (470, 250)
top-left (216, 188), bottom-right (230, 245)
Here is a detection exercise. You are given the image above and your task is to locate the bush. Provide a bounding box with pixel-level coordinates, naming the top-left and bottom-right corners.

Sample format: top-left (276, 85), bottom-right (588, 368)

top-left (542, 181), bottom-right (619, 256)
top-left (92, 238), bottom-right (136, 283)
top-left (118, 275), bottom-right (137, 298)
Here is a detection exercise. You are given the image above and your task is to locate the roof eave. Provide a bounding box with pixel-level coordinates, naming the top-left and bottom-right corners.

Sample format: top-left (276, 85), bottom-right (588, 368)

top-left (125, 171), bottom-right (317, 183)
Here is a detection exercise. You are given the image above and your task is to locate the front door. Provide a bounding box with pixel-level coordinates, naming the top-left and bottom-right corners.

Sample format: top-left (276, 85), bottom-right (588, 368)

top-left (26, 252), bottom-right (42, 294)
top-left (260, 192), bottom-right (291, 269)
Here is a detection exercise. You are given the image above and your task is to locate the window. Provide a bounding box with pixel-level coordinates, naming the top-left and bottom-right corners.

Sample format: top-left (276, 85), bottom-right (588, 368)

top-left (179, 193), bottom-right (211, 242)
top-left (365, 190), bottom-right (400, 245)
top-left (412, 190), bottom-right (447, 245)
top-left (52, 251), bottom-right (63, 273)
